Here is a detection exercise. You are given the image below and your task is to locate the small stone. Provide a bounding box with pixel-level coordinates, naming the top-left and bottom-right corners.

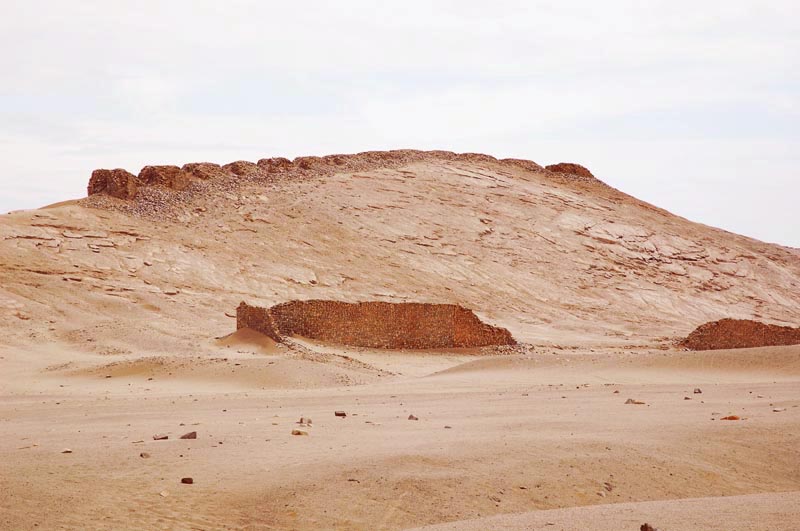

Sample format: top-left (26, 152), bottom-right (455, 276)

top-left (773, 408), bottom-right (786, 412)
top-left (179, 431), bottom-right (197, 439)
top-left (408, 414), bottom-right (419, 421)
top-left (140, 452), bottom-right (151, 458)
top-left (612, 390), bottom-right (620, 394)
top-left (159, 490), bottom-right (169, 497)
top-left (684, 397), bottom-right (692, 400)
top-left (334, 411), bottom-right (347, 417)
top-left (291, 429), bottom-right (308, 436)
top-left (625, 398), bottom-right (645, 405)
top-left (721, 415), bottom-right (740, 421)
top-left (61, 448), bottom-right (73, 454)
top-left (181, 477), bottom-right (193, 484)
top-left (596, 491), bottom-right (606, 497)
top-left (153, 434), bottom-right (169, 441)
top-left (693, 388), bottom-right (702, 394)
top-left (641, 524), bottom-right (660, 531)
top-left (444, 425), bottom-right (452, 429)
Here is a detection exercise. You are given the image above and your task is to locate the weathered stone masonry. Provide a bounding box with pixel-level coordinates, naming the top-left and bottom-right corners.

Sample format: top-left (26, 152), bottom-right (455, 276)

top-left (236, 300), bottom-right (516, 349)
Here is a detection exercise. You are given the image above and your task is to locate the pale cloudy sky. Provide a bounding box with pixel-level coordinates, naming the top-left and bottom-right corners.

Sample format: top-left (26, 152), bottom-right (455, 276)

top-left (1, 1), bottom-right (798, 245)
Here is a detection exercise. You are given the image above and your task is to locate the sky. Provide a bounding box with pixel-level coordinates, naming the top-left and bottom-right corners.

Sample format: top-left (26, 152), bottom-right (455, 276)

top-left (1, 1), bottom-right (798, 246)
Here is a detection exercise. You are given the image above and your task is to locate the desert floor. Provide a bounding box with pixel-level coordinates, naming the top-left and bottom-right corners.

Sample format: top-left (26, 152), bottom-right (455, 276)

top-left (2, 338), bottom-right (799, 531)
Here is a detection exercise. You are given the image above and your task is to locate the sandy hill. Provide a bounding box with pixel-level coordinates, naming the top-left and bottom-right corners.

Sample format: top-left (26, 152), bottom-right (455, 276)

top-left (2, 150), bottom-right (800, 531)
top-left (2, 149), bottom-right (799, 353)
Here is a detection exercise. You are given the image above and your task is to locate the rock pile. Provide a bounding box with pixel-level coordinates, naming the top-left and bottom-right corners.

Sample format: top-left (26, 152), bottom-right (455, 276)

top-left (545, 162), bottom-right (595, 181)
top-left (236, 300), bottom-right (516, 349)
top-left (681, 318), bottom-right (800, 350)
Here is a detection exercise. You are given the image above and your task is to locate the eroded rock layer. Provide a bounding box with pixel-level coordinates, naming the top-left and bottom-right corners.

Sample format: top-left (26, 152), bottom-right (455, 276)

top-left (236, 300), bottom-right (515, 349)
top-left (681, 318), bottom-right (800, 350)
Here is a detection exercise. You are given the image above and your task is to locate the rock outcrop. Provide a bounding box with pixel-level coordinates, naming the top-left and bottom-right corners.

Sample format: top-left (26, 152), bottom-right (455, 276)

top-left (236, 300), bottom-right (515, 349)
top-left (87, 169), bottom-right (139, 199)
top-left (681, 318), bottom-right (800, 350)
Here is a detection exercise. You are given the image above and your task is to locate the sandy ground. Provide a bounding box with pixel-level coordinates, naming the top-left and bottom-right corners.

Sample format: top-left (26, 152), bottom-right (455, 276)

top-left (2, 343), bottom-right (799, 530)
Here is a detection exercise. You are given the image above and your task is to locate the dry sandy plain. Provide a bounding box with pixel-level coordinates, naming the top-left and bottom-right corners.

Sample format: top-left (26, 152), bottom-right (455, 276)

top-left (1, 150), bottom-right (799, 530)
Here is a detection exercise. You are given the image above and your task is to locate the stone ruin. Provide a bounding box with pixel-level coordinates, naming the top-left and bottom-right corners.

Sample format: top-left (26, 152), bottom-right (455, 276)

top-left (85, 150), bottom-right (599, 201)
top-left (236, 300), bottom-right (516, 349)
top-left (545, 162), bottom-right (595, 180)
top-left (681, 318), bottom-right (800, 350)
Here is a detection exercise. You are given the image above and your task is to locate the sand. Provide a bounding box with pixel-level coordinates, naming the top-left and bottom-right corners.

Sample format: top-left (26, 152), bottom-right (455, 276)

top-left (1, 153), bottom-right (799, 530)
top-left (2, 345), bottom-right (798, 530)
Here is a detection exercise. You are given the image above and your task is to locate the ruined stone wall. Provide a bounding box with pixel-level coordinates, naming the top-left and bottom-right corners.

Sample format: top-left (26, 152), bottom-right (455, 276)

top-left (236, 300), bottom-right (515, 349)
top-left (85, 149), bottom-right (600, 202)
top-left (681, 318), bottom-right (800, 350)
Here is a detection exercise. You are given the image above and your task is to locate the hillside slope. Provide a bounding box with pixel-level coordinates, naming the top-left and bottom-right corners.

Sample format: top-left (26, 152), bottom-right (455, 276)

top-left (2, 149), bottom-right (799, 355)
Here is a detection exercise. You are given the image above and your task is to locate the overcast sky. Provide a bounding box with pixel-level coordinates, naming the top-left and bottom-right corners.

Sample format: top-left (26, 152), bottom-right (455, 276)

top-left (1, 1), bottom-right (798, 246)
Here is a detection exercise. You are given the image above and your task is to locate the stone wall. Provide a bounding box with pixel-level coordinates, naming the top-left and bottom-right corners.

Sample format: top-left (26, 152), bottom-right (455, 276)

top-left (681, 318), bottom-right (800, 350)
top-left (236, 300), bottom-right (515, 349)
top-left (86, 149), bottom-right (601, 202)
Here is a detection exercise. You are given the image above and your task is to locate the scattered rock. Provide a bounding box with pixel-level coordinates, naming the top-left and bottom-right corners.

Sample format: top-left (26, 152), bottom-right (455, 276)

top-left (61, 448), bottom-right (73, 454)
top-left (721, 415), bottom-right (740, 421)
top-left (334, 411), bottom-right (347, 417)
top-left (179, 431), bottom-right (197, 439)
top-left (408, 414), bottom-right (419, 421)
top-left (297, 417), bottom-right (312, 426)
top-left (613, 390), bottom-right (620, 394)
top-left (773, 408), bottom-right (786, 413)
top-left (180, 477), bottom-right (193, 484)
top-left (694, 388), bottom-right (702, 394)
top-left (684, 397), bottom-right (692, 400)
top-left (139, 452), bottom-right (151, 458)
top-left (625, 399), bottom-right (645, 405)
top-left (159, 490), bottom-right (169, 497)
top-left (641, 524), bottom-right (660, 531)
top-left (291, 430), bottom-right (308, 436)
top-left (444, 425), bottom-right (452, 429)
top-left (153, 434), bottom-right (169, 440)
